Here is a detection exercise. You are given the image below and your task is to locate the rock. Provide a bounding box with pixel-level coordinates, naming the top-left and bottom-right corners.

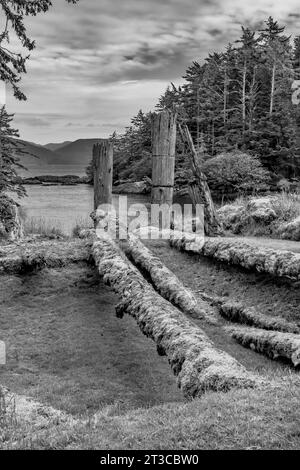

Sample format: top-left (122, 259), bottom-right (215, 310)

top-left (277, 216), bottom-right (300, 241)
top-left (113, 180), bottom-right (151, 194)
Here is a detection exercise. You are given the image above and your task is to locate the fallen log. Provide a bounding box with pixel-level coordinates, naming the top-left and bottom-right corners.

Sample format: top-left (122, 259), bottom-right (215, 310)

top-left (92, 233), bottom-right (259, 398)
top-left (227, 326), bottom-right (300, 367)
top-left (219, 302), bottom-right (300, 334)
top-left (170, 235), bottom-right (300, 282)
top-left (124, 234), bottom-right (218, 324)
top-left (0, 239), bottom-right (91, 274)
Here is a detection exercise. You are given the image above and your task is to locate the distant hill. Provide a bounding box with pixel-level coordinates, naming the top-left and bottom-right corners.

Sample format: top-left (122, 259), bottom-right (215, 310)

top-left (15, 140), bottom-right (60, 177)
top-left (13, 138), bottom-right (102, 177)
top-left (44, 141), bottom-right (72, 152)
top-left (50, 139), bottom-right (103, 166)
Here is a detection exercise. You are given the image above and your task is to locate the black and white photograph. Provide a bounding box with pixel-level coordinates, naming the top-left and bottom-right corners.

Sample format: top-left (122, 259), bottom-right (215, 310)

top-left (0, 0), bottom-right (300, 455)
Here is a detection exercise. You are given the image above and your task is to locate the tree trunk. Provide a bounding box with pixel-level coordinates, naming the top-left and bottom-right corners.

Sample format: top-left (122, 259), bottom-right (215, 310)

top-left (223, 69), bottom-right (228, 126)
top-left (270, 63), bottom-right (276, 116)
top-left (242, 61), bottom-right (247, 137)
top-left (248, 66), bottom-right (257, 133)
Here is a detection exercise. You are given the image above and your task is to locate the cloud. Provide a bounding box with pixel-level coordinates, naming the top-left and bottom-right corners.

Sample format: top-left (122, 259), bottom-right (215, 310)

top-left (5, 0), bottom-right (300, 143)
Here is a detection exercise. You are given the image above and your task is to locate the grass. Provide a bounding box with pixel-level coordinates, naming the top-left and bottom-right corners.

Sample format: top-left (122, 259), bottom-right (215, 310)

top-left (20, 214), bottom-right (93, 239)
top-left (0, 382), bottom-right (300, 449)
top-left (72, 216), bottom-right (93, 238)
top-left (0, 264), bottom-right (182, 416)
top-left (23, 216), bottom-right (65, 238)
top-left (270, 192), bottom-right (300, 222)
top-left (1, 238), bottom-right (300, 449)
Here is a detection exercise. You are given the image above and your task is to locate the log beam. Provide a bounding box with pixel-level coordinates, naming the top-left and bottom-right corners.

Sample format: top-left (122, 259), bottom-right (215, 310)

top-left (92, 233), bottom-right (258, 398)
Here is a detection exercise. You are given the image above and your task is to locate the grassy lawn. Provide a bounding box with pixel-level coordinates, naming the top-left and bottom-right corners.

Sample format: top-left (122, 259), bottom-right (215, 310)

top-left (0, 254), bottom-right (299, 450)
top-left (0, 265), bottom-right (182, 416)
top-left (1, 381), bottom-right (300, 449)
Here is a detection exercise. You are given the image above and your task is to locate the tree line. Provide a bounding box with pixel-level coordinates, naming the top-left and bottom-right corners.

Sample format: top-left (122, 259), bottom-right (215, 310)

top-left (111, 17), bottom-right (300, 195)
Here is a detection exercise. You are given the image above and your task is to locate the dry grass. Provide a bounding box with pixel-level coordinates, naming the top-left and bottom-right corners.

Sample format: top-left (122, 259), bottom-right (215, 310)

top-left (23, 216), bottom-right (65, 238)
top-left (270, 193), bottom-right (300, 222)
top-left (20, 214), bottom-right (93, 239)
top-left (72, 217), bottom-right (93, 238)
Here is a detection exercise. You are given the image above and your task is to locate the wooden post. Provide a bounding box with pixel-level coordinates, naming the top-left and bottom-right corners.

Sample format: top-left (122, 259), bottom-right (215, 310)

top-left (151, 111), bottom-right (176, 206)
top-left (93, 140), bottom-right (113, 210)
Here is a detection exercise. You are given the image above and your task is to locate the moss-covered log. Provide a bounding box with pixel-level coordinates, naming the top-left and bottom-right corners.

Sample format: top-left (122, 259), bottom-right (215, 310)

top-left (170, 235), bottom-right (300, 281)
top-left (219, 302), bottom-right (300, 334)
top-left (125, 234), bottom-right (218, 324)
top-left (92, 233), bottom-right (258, 398)
top-left (227, 326), bottom-right (300, 367)
top-left (0, 239), bottom-right (91, 274)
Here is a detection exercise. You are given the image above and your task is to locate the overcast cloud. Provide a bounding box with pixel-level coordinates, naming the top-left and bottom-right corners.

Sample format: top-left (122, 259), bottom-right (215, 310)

top-left (5, 0), bottom-right (300, 143)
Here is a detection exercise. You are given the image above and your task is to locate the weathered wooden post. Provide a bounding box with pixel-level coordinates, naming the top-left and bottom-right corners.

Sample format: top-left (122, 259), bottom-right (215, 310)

top-left (151, 111), bottom-right (177, 206)
top-left (93, 140), bottom-right (113, 210)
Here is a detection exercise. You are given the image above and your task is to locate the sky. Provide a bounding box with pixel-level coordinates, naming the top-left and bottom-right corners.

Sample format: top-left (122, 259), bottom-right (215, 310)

top-left (4, 0), bottom-right (300, 144)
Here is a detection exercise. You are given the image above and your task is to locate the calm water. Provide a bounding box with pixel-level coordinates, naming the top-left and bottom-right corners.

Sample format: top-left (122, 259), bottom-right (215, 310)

top-left (20, 185), bottom-right (150, 234)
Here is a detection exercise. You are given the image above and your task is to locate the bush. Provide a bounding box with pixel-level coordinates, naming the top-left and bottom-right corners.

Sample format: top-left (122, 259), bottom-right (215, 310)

top-left (217, 193), bottom-right (300, 239)
top-left (203, 151), bottom-right (270, 195)
top-left (0, 195), bottom-right (23, 240)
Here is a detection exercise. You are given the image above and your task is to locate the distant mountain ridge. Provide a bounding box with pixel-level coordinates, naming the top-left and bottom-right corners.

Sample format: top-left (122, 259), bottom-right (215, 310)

top-left (16, 138), bottom-right (102, 177)
top-left (46, 138), bottom-right (103, 165)
top-left (44, 141), bottom-right (72, 152)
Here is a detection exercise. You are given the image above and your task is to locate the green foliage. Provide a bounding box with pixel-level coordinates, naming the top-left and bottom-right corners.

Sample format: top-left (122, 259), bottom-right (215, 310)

top-left (203, 151), bottom-right (270, 194)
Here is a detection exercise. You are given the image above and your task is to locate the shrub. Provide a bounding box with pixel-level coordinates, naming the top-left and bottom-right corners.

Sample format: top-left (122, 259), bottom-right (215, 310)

top-left (203, 151), bottom-right (270, 195)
